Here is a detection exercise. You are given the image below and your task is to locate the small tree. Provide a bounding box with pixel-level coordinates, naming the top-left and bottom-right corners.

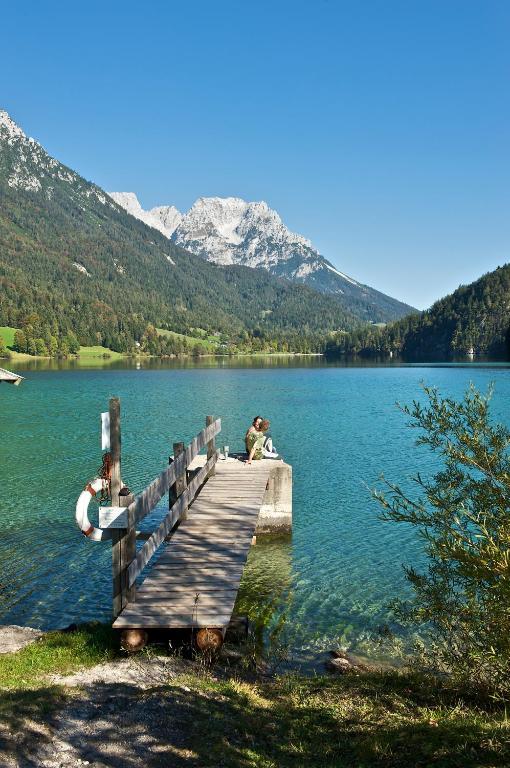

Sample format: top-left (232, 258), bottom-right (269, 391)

top-left (13, 329), bottom-right (27, 353)
top-left (375, 384), bottom-right (510, 698)
top-left (0, 335), bottom-right (7, 357)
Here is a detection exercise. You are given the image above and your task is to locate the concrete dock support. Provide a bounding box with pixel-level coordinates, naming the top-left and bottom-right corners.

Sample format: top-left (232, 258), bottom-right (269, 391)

top-left (256, 462), bottom-right (292, 534)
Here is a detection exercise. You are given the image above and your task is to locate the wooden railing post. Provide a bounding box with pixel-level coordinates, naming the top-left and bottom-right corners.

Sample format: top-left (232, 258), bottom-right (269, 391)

top-left (109, 397), bottom-right (124, 619)
top-left (120, 491), bottom-right (136, 604)
top-left (206, 415), bottom-right (216, 477)
top-left (170, 441), bottom-right (188, 520)
top-left (109, 397), bottom-right (121, 503)
top-left (109, 398), bottom-right (136, 616)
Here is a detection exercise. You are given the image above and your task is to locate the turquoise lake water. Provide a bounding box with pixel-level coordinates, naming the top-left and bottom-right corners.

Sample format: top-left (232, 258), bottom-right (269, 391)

top-left (1, 359), bottom-right (510, 665)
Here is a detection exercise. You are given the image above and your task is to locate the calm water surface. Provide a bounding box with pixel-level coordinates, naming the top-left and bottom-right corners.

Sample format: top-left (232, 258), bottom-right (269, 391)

top-left (1, 359), bottom-right (510, 665)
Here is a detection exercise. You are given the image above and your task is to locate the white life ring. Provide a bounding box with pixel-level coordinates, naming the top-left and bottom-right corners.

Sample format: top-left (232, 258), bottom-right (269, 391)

top-left (75, 478), bottom-right (113, 542)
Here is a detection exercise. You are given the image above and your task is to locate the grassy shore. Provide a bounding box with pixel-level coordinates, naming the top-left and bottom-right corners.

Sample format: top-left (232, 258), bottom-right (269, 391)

top-left (1, 624), bottom-right (509, 767)
top-left (0, 325), bottom-right (320, 365)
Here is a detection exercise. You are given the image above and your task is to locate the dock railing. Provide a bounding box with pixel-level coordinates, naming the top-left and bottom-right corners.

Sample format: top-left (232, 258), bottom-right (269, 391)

top-left (101, 398), bottom-right (221, 618)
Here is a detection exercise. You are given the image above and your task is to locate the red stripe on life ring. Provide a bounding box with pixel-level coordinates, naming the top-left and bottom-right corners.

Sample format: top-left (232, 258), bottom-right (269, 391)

top-left (83, 525), bottom-right (95, 537)
top-left (85, 483), bottom-right (97, 497)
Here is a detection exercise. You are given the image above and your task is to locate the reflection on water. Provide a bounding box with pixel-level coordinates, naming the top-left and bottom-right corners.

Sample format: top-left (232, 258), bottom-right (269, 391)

top-left (236, 535), bottom-right (293, 656)
top-left (11, 355), bottom-right (328, 372)
top-left (12, 353), bottom-right (510, 374)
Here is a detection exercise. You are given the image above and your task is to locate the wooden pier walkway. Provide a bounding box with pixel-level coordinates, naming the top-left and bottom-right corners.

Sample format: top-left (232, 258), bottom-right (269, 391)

top-left (113, 458), bottom-right (273, 631)
top-left (84, 399), bottom-right (289, 649)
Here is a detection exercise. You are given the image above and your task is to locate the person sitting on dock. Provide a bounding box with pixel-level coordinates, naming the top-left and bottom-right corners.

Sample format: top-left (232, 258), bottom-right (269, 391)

top-left (245, 415), bottom-right (263, 453)
top-left (246, 419), bottom-right (267, 463)
top-left (262, 433), bottom-right (279, 459)
top-left (246, 419), bottom-right (279, 463)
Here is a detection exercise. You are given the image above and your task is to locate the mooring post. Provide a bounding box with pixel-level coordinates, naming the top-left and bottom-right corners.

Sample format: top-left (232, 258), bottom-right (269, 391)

top-left (109, 397), bottom-right (127, 619)
top-left (206, 415), bottom-right (216, 477)
top-left (170, 441), bottom-right (188, 520)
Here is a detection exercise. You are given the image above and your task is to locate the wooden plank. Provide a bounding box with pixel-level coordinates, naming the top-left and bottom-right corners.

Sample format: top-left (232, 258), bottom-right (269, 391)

top-left (114, 614), bottom-right (231, 628)
top-left (158, 552), bottom-right (249, 563)
top-left (116, 606), bottom-right (233, 617)
top-left (167, 527), bottom-right (252, 538)
top-left (140, 578), bottom-right (243, 589)
top-left (155, 553), bottom-right (247, 564)
top-left (130, 594), bottom-right (238, 606)
top-left (172, 531), bottom-right (255, 540)
top-left (139, 562), bottom-right (244, 576)
top-left (121, 587), bottom-right (238, 600)
top-left (140, 563), bottom-right (243, 574)
top-left (138, 584), bottom-right (239, 593)
top-left (157, 538), bottom-right (249, 552)
top-left (160, 542), bottom-right (251, 553)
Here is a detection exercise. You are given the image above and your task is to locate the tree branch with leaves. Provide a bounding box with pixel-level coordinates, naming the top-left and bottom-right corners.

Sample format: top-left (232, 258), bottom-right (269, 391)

top-left (375, 383), bottom-right (510, 698)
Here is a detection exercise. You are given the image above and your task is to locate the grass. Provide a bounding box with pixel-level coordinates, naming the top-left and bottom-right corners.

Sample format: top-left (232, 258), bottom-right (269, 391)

top-left (1, 624), bottom-right (509, 766)
top-left (0, 326), bottom-right (124, 363)
top-left (178, 671), bottom-right (510, 767)
top-left (0, 325), bottom-right (17, 348)
top-left (156, 327), bottom-right (220, 350)
top-left (76, 345), bottom-right (124, 360)
top-left (0, 624), bottom-right (117, 691)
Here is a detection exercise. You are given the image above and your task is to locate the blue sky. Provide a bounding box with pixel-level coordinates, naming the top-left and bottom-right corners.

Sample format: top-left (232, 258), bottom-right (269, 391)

top-left (1, 0), bottom-right (509, 309)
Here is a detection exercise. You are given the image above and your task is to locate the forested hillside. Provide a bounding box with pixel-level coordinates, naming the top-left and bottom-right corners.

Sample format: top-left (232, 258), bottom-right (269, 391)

top-left (326, 265), bottom-right (510, 359)
top-left (0, 110), bottom-right (385, 356)
top-left (0, 112), bottom-right (361, 355)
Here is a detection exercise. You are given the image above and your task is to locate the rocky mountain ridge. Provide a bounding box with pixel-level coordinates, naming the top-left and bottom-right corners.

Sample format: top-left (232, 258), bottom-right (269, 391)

top-left (109, 191), bottom-right (414, 321)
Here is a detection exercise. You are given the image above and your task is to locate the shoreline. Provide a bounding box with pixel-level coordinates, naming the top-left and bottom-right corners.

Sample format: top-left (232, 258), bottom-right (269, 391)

top-left (1, 622), bottom-right (507, 767)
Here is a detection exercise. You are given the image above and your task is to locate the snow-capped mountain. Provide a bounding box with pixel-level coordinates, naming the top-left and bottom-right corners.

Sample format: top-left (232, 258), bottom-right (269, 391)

top-left (109, 192), bottom-right (414, 319)
top-left (109, 192), bottom-right (182, 239)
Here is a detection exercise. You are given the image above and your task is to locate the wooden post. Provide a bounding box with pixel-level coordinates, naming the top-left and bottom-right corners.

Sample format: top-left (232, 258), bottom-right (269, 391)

top-left (109, 397), bottom-right (125, 620)
top-left (206, 415), bottom-right (216, 477)
top-left (170, 441), bottom-right (188, 520)
top-left (196, 627), bottom-right (224, 654)
top-left (109, 398), bottom-right (121, 503)
top-left (120, 491), bottom-right (136, 605)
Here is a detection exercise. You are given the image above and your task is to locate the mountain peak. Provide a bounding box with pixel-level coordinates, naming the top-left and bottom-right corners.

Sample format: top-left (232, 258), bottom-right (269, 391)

top-left (109, 191), bottom-right (415, 319)
top-left (0, 109), bottom-right (28, 143)
top-left (108, 192), bottom-right (182, 238)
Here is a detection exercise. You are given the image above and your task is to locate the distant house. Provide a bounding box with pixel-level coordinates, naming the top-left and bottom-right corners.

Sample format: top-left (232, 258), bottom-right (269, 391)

top-left (0, 367), bottom-right (24, 385)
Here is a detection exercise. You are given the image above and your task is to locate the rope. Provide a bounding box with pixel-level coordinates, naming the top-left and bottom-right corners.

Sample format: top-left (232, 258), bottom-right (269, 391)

top-left (98, 451), bottom-right (112, 502)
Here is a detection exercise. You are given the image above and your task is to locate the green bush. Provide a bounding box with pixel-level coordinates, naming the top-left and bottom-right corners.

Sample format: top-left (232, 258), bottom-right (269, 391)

top-left (376, 384), bottom-right (510, 699)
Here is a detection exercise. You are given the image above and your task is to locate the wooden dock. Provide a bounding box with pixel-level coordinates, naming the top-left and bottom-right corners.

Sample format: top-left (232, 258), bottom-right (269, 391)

top-left (0, 367), bottom-right (23, 385)
top-left (82, 399), bottom-right (291, 650)
top-left (113, 458), bottom-right (273, 632)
